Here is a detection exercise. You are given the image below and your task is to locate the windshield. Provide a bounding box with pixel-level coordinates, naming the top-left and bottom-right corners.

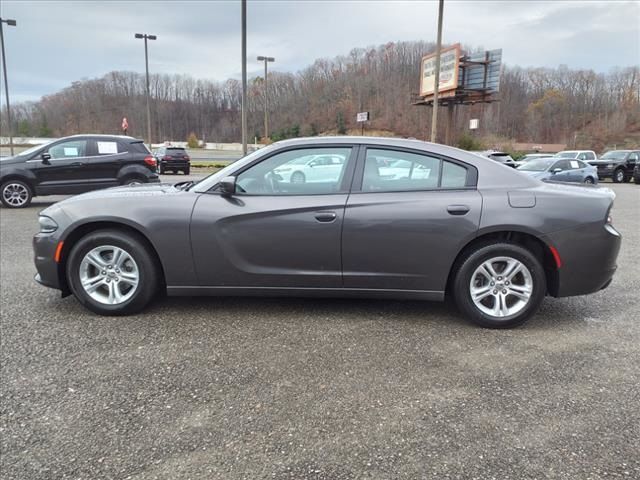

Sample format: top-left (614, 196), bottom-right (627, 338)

top-left (16, 142), bottom-right (50, 158)
top-left (600, 151), bottom-right (628, 160)
top-left (554, 151), bottom-right (578, 158)
top-left (517, 158), bottom-right (555, 171)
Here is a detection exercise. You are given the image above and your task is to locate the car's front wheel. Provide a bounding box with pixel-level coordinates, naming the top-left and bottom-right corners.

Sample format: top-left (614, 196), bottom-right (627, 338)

top-left (1, 179), bottom-right (33, 208)
top-left (583, 176), bottom-right (595, 184)
top-left (66, 229), bottom-right (160, 315)
top-left (453, 243), bottom-right (546, 328)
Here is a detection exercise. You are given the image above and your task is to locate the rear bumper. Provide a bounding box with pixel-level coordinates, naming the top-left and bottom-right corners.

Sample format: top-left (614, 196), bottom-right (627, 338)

top-left (543, 222), bottom-right (621, 297)
top-left (159, 160), bottom-right (189, 169)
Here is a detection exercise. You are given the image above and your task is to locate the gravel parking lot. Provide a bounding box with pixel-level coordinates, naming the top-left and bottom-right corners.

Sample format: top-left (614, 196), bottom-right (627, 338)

top-left (1, 179), bottom-right (639, 479)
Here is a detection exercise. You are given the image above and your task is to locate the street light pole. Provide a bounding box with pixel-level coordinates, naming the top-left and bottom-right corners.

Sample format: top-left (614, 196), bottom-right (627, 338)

top-left (241, 0), bottom-right (248, 155)
top-left (0, 18), bottom-right (17, 156)
top-left (135, 33), bottom-right (157, 150)
top-left (257, 56), bottom-right (275, 140)
top-left (430, 0), bottom-right (444, 143)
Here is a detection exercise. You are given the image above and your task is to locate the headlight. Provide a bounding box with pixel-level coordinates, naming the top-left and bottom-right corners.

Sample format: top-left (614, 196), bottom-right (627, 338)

top-left (38, 215), bottom-right (58, 233)
top-left (608, 164), bottom-right (614, 168)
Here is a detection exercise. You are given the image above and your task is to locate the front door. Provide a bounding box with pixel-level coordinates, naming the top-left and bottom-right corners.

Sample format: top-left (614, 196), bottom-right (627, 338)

top-left (190, 146), bottom-right (356, 288)
top-left (342, 147), bottom-right (482, 292)
top-left (32, 139), bottom-right (91, 194)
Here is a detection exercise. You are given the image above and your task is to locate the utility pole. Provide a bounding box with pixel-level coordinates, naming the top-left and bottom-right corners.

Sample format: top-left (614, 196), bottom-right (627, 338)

top-left (430, 0), bottom-right (444, 143)
top-left (257, 56), bottom-right (275, 140)
top-left (241, 0), bottom-right (248, 155)
top-left (135, 33), bottom-right (157, 150)
top-left (0, 17), bottom-right (17, 156)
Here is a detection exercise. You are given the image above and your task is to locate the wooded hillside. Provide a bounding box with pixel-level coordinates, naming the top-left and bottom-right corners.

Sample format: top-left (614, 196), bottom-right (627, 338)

top-left (4, 41), bottom-right (640, 150)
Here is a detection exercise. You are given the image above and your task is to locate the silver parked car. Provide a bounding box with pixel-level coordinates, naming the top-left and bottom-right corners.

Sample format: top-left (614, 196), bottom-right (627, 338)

top-left (517, 157), bottom-right (599, 184)
top-left (33, 137), bottom-right (621, 328)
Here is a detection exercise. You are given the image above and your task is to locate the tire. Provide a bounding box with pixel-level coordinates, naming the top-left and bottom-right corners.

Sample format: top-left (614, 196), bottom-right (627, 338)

top-left (290, 171), bottom-right (306, 184)
top-left (66, 229), bottom-right (161, 315)
top-left (452, 242), bottom-right (546, 328)
top-left (634, 176), bottom-right (640, 185)
top-left (1, 179), bottom-right (33, 208)
top-left (159, 166), bottom-right (165, 175)
top-left (184, 168), bottom-right (190, 175)
top-left (613, 168), bottom-right (625, 183)
top-left (583, 176), bottom-right (595, 184)
top-left (122, 176), bottom-right (145, 186)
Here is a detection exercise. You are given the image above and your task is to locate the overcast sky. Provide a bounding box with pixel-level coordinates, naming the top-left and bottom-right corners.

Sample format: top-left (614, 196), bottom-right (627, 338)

top-left (1, 0), bottom-right (638, 103)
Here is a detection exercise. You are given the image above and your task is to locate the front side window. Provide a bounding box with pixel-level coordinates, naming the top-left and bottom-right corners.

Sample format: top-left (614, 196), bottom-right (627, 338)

top-left (551, 160), bottom-right (571, 171)
top-left (362, 149), bottom-right (467, 192)
top-left (48, 140), bottom-right (87, 159)
top-left (235, 147), bottom-right (352, 195)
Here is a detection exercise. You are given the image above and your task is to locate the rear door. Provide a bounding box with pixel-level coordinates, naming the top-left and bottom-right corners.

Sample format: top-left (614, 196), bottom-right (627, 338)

top-left (190, 145), bottom-right (357, 288)
top-left (84, 138), bottom-right (124, 187)
top-left (342, 146), bottom-right (482, 293)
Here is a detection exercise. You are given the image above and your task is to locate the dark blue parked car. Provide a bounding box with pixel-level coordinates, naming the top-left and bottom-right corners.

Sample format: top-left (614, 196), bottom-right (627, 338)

top-left (517, 158), bottom-right (598, 184)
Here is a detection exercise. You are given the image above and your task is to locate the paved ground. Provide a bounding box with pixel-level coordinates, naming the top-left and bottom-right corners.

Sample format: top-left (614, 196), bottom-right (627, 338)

top-left (1, 180), bottom-right (639, 479)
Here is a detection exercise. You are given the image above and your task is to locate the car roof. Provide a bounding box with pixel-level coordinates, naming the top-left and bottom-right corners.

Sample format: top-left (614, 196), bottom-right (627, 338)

top-left (61, 134), bottom-right (141, 142)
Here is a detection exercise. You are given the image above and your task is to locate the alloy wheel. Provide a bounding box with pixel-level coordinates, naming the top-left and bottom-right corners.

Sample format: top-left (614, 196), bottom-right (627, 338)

top-left (2, 183), bottom-right (29, 207)
top-left (79, 245), bottom-right (139, 305)
top-left (469, 256), bottom-right (533, 318)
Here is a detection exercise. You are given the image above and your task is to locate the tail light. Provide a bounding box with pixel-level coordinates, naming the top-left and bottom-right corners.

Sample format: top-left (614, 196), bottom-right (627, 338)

top-left (162, 155), bottom-right (172, 161)
top-left (144, 156), bottom-right (157, 167)
top-left (184, 155), bottom-right (190, 161)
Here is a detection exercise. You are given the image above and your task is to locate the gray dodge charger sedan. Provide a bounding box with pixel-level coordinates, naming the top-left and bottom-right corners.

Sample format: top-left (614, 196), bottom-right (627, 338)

top-left (33, 137), bottom-right (621, 328)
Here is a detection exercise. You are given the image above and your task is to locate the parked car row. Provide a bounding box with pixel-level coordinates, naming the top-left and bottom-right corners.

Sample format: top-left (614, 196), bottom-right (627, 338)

top-left (476, 148), bottom-right (639, 186)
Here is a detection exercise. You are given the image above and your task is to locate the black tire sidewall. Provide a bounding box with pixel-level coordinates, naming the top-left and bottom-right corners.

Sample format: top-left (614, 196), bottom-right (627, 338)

top-left (613, 169), bottom-right (624, 183)
top-left (0, 179), bottom-right (33, 208)
top-left (453, 243), bottom-right (546, 328)
top-left (291, 171), bottom-right (305, 183)
top-left (66, 230), bottom-right (159, 315)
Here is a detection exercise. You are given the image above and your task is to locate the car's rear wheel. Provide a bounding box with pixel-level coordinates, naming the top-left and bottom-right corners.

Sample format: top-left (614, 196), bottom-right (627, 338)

top-left (184, 167), bottom-right (190, 175)
top-left (291, 171), bottom-right (306, 184)
top-left (583, 176), bottom-right (595, 184)
top-left (1, 179), bottom-right (33, 208)
top-left (122, 177), bottom-right (145, 186)
top-left (613, 168), bottom-right (625, 183)
top-left (452, 243), bottom-right (546, 328)
top-left (66, 229), bottom-right (160, 315)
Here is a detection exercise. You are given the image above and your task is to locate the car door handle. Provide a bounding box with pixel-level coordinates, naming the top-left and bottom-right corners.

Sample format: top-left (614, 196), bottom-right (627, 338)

top-left (447, 205), bottom-right (470, 216)
top-left (314, 212), bottom-right (337, 222)
top-left (70, 162), bottom-right (85, 167)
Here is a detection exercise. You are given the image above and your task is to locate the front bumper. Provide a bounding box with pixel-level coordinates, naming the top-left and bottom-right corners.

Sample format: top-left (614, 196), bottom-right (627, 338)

top-left (33, 233), bottom-right (63, 291)
top-left (544, 222), bottom-right (621, 297)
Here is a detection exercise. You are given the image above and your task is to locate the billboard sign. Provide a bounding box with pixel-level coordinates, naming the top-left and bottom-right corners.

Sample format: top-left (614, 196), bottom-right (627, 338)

top-left (420, 44), bottom-right (461, 97)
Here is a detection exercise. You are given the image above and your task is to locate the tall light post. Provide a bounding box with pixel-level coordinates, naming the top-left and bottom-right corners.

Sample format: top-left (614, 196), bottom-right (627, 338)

top-left (257, 56), bottom-right (275, 140)
top-left (241, 0), bottom-right (247, 155)
top-left (135, 33), bottom-right (156, 150)
top-left (430, 0), bottom-right (444, 143)
top-left (0, 18), bottom-right (17, 156)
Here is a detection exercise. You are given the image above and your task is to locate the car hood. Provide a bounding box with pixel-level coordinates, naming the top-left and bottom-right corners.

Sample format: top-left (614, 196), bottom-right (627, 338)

top-left (52, 183), bottom-right (183, 207)
top-left (589, 160), bottom-right (618, 165)
top-left (0, 156), bottom-right (26, 166)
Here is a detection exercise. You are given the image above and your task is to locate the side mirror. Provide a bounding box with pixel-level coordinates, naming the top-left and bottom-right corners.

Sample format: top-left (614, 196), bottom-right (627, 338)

top-left (552, 168), bottom-right (562, 174)
top-left (41, 152), bottom-right (51, 165)
top-left (219, 176), bottom-right (236, 196)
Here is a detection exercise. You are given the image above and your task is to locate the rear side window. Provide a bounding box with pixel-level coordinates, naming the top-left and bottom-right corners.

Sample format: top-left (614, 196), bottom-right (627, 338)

top-left (583, 152), bottom-right (596, 160)
top-left (94, 140), bottom-right (123, 156)
top-left (362, 149), bottom-right (468, 192)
